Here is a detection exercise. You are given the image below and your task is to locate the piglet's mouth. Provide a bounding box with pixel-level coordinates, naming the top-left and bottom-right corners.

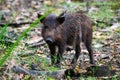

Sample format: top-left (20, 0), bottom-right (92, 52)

top-left (45, 38), bottom-right (54, 44)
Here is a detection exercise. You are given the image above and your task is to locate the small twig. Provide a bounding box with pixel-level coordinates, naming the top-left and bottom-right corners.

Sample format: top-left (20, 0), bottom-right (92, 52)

top-left (26, 39), bottom-right (46, 48)
top-left (28, 42), bottom-right (46, 48)
top-left (17, 52), bottom-right (35, 57)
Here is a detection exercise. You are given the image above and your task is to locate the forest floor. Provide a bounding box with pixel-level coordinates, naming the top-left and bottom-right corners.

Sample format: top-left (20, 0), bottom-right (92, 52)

top-left (0, 0), bottom-right (120, 80)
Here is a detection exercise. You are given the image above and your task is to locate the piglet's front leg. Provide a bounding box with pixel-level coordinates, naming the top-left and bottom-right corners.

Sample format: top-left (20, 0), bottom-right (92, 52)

top-left (56, 43), bottom-right (65, 66)
top-left (48, 44), bottom-right (56, 65)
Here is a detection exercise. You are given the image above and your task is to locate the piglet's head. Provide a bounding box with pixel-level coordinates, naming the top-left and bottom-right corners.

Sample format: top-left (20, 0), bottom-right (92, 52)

top-left (38, 12), bottom-right (65, 44)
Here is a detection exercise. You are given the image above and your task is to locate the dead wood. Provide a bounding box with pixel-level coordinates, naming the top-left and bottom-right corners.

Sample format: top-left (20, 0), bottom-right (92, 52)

top-left (0, 21), bottom-right (33, 27)
top-left (0, 18), bottom-right (113, 28)
top-left (29, 42), bottom-right (46, 48)
top-left (11, 66), bottom-right (66, 79)
top-left (26, 39), bottom-right (46, 48)
top-left (91, 19), bottom-right (113, 26)
top-left (11, 65), bottom-right (118, 79)
top-left (17, 52), bottom-right (35, 57)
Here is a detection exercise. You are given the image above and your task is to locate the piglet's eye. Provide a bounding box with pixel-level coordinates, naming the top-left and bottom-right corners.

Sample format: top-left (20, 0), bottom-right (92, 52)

top-left (44, 26), bottom-right (48, 29)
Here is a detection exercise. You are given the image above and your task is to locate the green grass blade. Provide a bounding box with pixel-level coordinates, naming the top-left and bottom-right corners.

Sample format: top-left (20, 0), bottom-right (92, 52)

top-left (0, 22), bottom-right (10, 40)
top-left (0, 10), bottom-right (52, 66)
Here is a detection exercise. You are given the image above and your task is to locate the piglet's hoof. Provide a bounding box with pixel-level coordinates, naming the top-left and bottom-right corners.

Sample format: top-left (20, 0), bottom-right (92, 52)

top-left (64, 69), bottom-right (76, 78)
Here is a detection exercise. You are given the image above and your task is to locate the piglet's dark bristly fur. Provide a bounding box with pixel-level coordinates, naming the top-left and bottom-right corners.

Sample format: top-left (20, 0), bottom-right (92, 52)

top-left (38, 12), bottom-right (95, 67)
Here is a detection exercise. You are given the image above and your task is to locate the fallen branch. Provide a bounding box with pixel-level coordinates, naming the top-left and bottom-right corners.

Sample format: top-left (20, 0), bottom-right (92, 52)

top-left (0, 21), bottom-right (33, 27)
top-left (0, 18), bottom-right (113, 28)
top-left (28, 41), bottom-right (46, 48)
top-left (91, 19), bottom-right (113, 26)
top-left (11, 65), bottom-right (118, 79)
top-left (12, 66), bottom-right (66, 79)
top-left (17, 52), bottom-right (35, 57)
top-left (26, 39), bottom-right (46, 48)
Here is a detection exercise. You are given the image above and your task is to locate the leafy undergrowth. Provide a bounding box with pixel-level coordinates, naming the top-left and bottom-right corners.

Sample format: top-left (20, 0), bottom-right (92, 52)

top-left (0, 24), bottom-right (120, 80)
top-left (0, 0), bottom-right (120, 80)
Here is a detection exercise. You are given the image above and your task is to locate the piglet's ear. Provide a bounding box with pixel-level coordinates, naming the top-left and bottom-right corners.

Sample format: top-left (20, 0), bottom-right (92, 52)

top-left (56, 11), bottom-right (66, 24)
top-left (37, 12), bottom-right (45, 23)
top-left (56, 16), bottom-right (65, 24)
